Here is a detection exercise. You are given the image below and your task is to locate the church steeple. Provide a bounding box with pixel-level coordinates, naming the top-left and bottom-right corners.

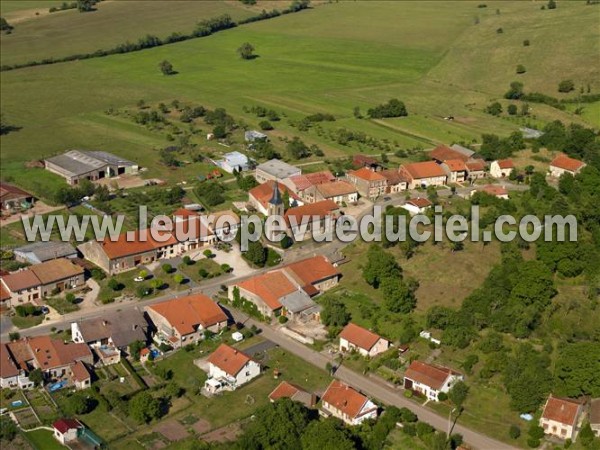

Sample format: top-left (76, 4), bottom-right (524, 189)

top-left (269, 181), bottom-right (282, 206)
top-left (267, 181), bottom-right (285, 218)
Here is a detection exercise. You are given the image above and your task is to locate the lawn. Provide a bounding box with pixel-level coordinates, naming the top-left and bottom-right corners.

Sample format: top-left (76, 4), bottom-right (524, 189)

top-left (178, 257), bottom-right (224, 283)
top-left (45, 296), bottom-right (79, 314)
top-left (2, 1), bottom-right (595, 200)
top-left (12, 313), bottom-right (45, 329)
top-left (23, 429), bottom-right (67, 450)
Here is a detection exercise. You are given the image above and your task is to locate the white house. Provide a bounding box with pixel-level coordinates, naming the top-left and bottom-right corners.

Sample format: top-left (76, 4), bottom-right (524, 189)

top-left (52, 419), bottom-right (83, 444)
top-left (403, 360), bottom-right (463, 401)
top-left (321, 380), bottom-right (378, 425)
top-left (401, 197), bottom-right (432, 215)
top-left (490, 159), bottom-right (515, 178)
top-left (216, 151), bottom-right (250, 174)
top-left (339, 323), bottom-right (390, 358)
top-left (203, 344), bottom-right (260, 394)
top-left (540, 395), bottom-right (584, 441)
top-left (548, 154), bottom-right (586, 178)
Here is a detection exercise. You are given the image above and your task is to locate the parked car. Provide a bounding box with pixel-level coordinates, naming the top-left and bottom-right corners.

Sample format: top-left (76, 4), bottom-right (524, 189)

top-left (41, 307), bottom-right (50, 315)
top-left (134, 276), bottom-right (145, 282)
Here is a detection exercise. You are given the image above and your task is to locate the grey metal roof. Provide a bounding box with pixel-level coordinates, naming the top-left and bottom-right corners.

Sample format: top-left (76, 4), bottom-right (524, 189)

top-left (256, 159), bottom-right (300, 179)
top-left (14, 241), bottom-right (77, 263)
top-left (45, 150), bottom-right (135, 177)
top-left (279, 290), bottom-right (315, 314)
top-left (76, 308), bottom-right (149, 348)
top-left (245, 130), bottom-right (268, 141)
top-left (450, 144), bottom-right (475, 158)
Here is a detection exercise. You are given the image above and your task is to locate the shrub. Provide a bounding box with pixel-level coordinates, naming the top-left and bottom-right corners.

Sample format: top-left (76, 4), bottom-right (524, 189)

top-left (509, 425), bottom-right (521, 439)
top-left (516, 65), bottom-right (526, 74)
top-left (182, 255), bottom-right (192, 265)
top-left (507, 104), bottom-right (518, 115)
top-left (496, 27), bottom-right (503, 34)
top-left (162, 263), bottom-right (173, 274)
top-left (259, 120), bottom-right (273, 130)
top-left (558, 79), bottom-right (575, 93)
top-left (437, 392), bottom-right (448, 401)
top-left (65, 293), bottom-right (77, 304)
top-left (199, 268), bottom-right (209, 278)
top-left (278, 316), bottom-right (288, 324)
top-left (527, 438), bottom-right (540, 448)
top-left (107, 278), bottom-right (121, 291)
top-left (523, 39), bottom-right (530, 46)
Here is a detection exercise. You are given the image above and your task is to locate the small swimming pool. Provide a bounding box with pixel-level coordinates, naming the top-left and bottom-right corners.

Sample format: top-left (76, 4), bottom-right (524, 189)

top-left (49, 380), bottom-right (67, 392)
top-left (10, 400), bottom-right (23, 408)
top-left (150, 349), bottom-right (160, 358)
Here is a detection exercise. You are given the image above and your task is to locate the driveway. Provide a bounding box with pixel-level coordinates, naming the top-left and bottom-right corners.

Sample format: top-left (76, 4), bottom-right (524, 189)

top-left (242, 339), bottom-right (277, 357)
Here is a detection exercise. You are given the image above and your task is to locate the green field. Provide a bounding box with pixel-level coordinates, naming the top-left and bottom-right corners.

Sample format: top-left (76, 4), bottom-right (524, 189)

top-left (1, 1), bottom-right (597, 199)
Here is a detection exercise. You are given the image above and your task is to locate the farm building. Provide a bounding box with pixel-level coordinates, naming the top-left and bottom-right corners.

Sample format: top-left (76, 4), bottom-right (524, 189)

top-left (548, 154), bottom-right (586, 178)
top-left (245, 130), bottom-right (268, 142)
top-left (45, 150), bottom-right (138, 185)
top-left (399, 161), bottom-right (447, 189)
top-left (215, 151), bottom-right (250, 174)
top-left (14, 241), bottom-right (77, 265)
top-left (255, 159), bottom-right (301, 183)
top-left (0, 182), bottom-right (35, 211)
top-left (346, 167), bottom-right (387, 199)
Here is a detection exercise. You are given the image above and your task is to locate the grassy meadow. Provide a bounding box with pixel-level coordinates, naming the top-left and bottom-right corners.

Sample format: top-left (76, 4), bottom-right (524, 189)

top-left (0, 1), bottom-right (598, 199)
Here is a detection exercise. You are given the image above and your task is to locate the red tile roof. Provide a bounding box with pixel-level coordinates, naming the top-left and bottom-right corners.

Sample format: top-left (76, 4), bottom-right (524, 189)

top-left (207, 344), bottom-right (254, 377)
top-left (283, 255), bottom-right (340, 289)
top-left (269, 381), bottom-right (302, 401)
top-left (542, 396), bottom-right (582, 426)
top-left (100, 228), bottom-right (179, 259)
top-left (288, 171), bottom-right (336, 191)
top-left (53, 418), bottom-right (82, 434)
top-left (550, 154), bottom-right (586, 172)
top-left (0, 182), bottom-right (33, 203)
top-left (284, 200), bottom-right (339, 226)
top-left (496, 159), bottom-right (514, 169)
top-left (444, 159), bottom-right (468, 172)
top-left (348, 167), bottom-right (386, 182)
top-left (429, 145), bottom-right (470, 163)
top-left (379, 169), bottom-right (407, 186)
top-left (406, 197), bottom-right (432, 208)
top-left (404, 361), bottom-right (461, 390)
top-left (401, 161), bottom-right (446, 179)
top-left (0, 343), bottom-right (19, 379)
top-left (1, 269), bottom-right (40, 292)
top-left (316, 181), bottom-right (357, 198)
top-left (148, 294), bottom-right (227, 335)
top-left (71, 360), bottom-right (91, 382)
top-left (249, 181), bottom-right (300, 210)
top-left (480, 185), bottom-right (508, 197)
top-left (1, 283), bottom-right (12, 302)
top-left (322, 380), bottom-right (370, 419)
top-left (28, 336), bottom-right (92, 370)
top-left (236, 271), bottom-right (296, 311)
top-left (353, 154), bottom-right (380, 168)
top-left (339, 323), bottom-right (385, 351)
top-left (30, 258), bottom-right (83, 285)
top-left (466, 159), bottom-right (486, 171)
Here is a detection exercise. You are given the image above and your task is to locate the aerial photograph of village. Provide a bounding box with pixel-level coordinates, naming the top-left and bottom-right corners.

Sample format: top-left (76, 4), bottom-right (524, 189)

top-left (0, 0), bottom-right (598, 449)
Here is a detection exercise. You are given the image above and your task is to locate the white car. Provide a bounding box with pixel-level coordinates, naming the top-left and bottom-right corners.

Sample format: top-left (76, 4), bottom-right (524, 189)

top-left (134, 276), bottom-right (145, 282)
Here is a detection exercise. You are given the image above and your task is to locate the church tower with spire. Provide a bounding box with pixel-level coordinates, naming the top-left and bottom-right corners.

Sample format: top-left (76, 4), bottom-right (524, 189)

top-left (267, 181), bottom-right (285, 217)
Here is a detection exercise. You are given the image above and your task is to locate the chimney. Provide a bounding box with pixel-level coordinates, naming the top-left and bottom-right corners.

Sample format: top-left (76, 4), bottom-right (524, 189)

top-left (102, 321), bottom-right (107, 326)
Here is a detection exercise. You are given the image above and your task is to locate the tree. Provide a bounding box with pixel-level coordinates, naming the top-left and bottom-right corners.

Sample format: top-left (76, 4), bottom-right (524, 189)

top-left (237, 42), bottom-right (256, 60)
top-left (321, 297), bottom-right (351, 327)
top-left (77, 0), bottom-right (96, 12)
top-left (259, 120), bottom-right (273, 130)
top-left (129, 391), bottom-right (163, 423)
top-left (547, 0), bottom-right (557, 9)
top-left (554, 342), bottom-right (600, 397)
top-left (523, 39), bottom-right (530, 46)
top-left (485, 101), bottom-right (503, 116)
top-left (516, 64), bottom-right (526, 74)
top-left (507, 104), bottom-right (518, 115)
top-left (28, 368), bottom-right (43, 386)
top-left (107, 278), bottom-right (121, 291)
top-left (579, 423), bottom-right (595, 447)
top-left (504, 81), bottom-right (525, 99)
top-left (558, 79), bottom-right (575, 93)
top-left (203, 249), bottom-right (213, 258)
top-left (287, 137), bottom-right (311, 159)
top-left (0, 17), bottom-right (14, 32)
top-left (448, 381), bottom-right (469, 410)
top-left (301, 418), bottom-right (355, 450)
top-left (138, 270), bottom-right (148, 279)
top-left (245, 241), bottom-right (267, 267)
top-left (213, 125), bottom-right (227, 139)
top-left (65, 293), bottom-right (76, 304)
top-left (130, 340), bottom-right (146, 360)
top-left (363, 245), bottom-right (401, 288)
top-left (162, 263), bottom-right (173, 274)
top-left (159, 60), bottom-right (175, 75)
top-left (381, 277), bottom-right (416, 313)
top-left (173, 274), bottom-right (184, 285)
top-left (0, 415), bottom-right (18, 442)
top-left (509, 425), bottom-right (521, 439)
top-left (367, 98), bottom-right (408, 118)
top-left (239, 398), bottom-right (312, 449)
top-left (65, 392), bottom-right (96, 415)
top-left (166, 381), bottom-right (183, 399)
